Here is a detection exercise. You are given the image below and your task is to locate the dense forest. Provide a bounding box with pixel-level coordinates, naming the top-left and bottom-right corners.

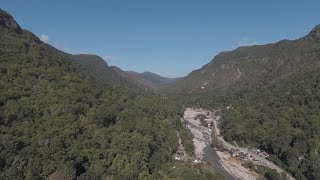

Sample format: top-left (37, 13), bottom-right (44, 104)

top-left (169, 26), bottom-right (320, 180)
top-left (2, 7), bottom-right (320, 180)
top-left (220, 69), bottom-right (320, 179)
top-left (0, 9), bottom-right (224, 179)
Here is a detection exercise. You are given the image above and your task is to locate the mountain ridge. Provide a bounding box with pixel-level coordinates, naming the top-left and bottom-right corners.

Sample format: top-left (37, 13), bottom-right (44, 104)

top-left (171, 24), bottom-right (320, 92)
top-left (1, 7), bottom-right (320, 179)
top-left (0, 8), bottom-right (223, 180)
top-left (0, 8), bottom-right (22, 33)
top-left (304, 24), bottom-right (320, 40)
top-left (110, 66), bottom-right (182, 88)
top-left (71, 53), bottom-right (180, 88)
top-left (167, 24), bottom-right (320, 179)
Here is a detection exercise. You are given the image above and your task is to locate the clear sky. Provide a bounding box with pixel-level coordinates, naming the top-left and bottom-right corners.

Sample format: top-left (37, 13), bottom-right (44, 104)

top-left (1, 1), bottom-right (320, 77)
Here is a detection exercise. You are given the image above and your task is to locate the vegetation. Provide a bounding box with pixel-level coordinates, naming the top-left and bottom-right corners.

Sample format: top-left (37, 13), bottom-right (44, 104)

top-left (151, 162), bottom-right (225, 180)
top-left (219, 70), bottom-right (320, 179)
top-left (242, 162), bottom-right (288, 180)
top-left (167, 25), bottom-right (320, 179)
top-left (194, 114), bottom-right (208, 127)
top-left (179, 127), bottom-right (195, 155)
top-left (194, 114), bottom-right (207, 121)
top-left (0, 9), bottom-right (223, 179)
top-left (2, 7), bottom-right (320, 180)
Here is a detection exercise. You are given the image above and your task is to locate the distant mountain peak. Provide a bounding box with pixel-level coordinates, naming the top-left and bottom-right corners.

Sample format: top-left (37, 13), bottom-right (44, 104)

top-left (0, 8), bottom-right (22, 34)
top-left (305, 24), bottom-right (320, 40)
top-left (142, 71), bottom-right (153, 74)
top-left (142, 71), bottom-right (158, 76)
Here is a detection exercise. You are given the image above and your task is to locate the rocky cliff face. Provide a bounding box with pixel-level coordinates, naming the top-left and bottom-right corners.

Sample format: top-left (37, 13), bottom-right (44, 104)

top-left (304, 24), bottom-right (320, 41)
top-left (0, 8), bottom-right (22, 33)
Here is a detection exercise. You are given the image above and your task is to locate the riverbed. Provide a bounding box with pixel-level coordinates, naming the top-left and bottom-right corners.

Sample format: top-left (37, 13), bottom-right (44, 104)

top-left (183, 108), bottom-right (295, 180)
top-left (183, 108), bottom-right (237, 179)
top-left (203, 145), bottom-right (236, 180)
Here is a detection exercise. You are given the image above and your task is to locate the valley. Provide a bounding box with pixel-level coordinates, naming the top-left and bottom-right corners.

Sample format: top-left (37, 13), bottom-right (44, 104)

top-left (1, 5), bottom-right (320, 180)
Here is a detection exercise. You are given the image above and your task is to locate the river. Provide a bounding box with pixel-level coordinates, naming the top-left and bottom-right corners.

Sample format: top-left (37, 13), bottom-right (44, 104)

top-left (184, 108), bottom-right (294, 180)
top-left (183, 108), bottom-right (236, 179)
top-left (203, 145), bottom-right (236, 180)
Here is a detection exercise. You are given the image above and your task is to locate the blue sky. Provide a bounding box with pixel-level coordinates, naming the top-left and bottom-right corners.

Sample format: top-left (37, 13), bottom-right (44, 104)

top-left (1, 1), bottom-right (320, 77)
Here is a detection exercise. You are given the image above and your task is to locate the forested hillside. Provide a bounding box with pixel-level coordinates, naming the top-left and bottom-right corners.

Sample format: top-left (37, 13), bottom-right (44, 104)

top-left (0, 9), bottom-right (223, 179)
top-left (2, 6), bottom-right (319, 180)
top-left (169, 25), bottom-right (320, 179)
top-left (71, 54), bottom-right (180, 89)
top-left (220, 69), bottom-right (320, 179)
top-left (173, 26), bottom-right (320, 92)
top-left (71, 54), bottom-right (136, 87)
top-left (111, 67), bottom-right (181, 89)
